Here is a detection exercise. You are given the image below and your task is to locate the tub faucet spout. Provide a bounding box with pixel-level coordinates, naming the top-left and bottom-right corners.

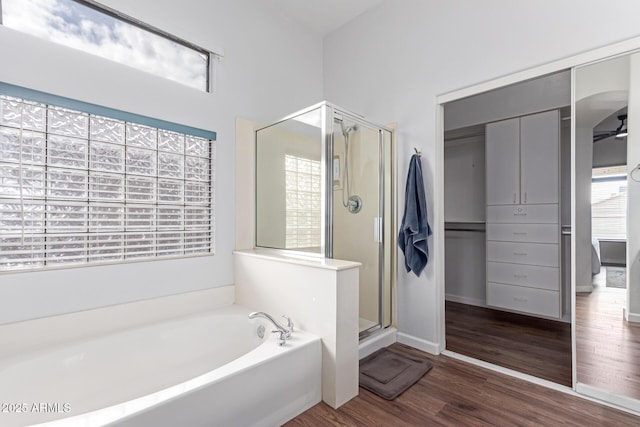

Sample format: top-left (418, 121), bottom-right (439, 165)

top-left (248, 312), bottom-right (294, 346)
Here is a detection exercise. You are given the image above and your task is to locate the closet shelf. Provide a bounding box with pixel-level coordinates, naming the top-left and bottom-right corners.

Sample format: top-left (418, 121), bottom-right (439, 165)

top-left (445, 221), bottom-right (486, 232)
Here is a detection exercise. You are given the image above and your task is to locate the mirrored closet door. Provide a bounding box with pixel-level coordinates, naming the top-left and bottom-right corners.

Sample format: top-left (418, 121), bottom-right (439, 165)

top-left (574, 52), bottom-right (640, 404)
top-left (441, 38), bottom-right (640, 413)
top-left (443, 71), bottom-right (573, 387)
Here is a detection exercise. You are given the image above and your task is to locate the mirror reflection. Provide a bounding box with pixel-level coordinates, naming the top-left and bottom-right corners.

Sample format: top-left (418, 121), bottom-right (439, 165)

top-left (443, 71), bottom-right (573, 386)
top-left (575, 53), bottom-right (640, 400)
top-left (255, 108), bottom-right (323, 254)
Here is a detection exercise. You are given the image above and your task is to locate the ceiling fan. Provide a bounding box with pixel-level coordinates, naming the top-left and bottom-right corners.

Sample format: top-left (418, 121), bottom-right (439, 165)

top-left (593, 114), bottom-right (628, 143)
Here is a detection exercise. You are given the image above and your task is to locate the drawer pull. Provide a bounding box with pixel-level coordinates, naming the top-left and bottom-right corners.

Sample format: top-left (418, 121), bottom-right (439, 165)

top-left (514, 297), bottom-right (528, 303)
top-left (513, 232), bottom-right (528, 236)
top-left (513, 213), bottom-right (528, 216)
top-left (514, 274), bottom-right (528, 279)
top-left (513, 252), bottom-right (528, 256)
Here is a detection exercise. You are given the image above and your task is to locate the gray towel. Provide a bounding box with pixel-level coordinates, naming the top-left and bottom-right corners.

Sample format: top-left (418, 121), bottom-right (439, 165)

top-left (398, 154), bottom-right (431, 276)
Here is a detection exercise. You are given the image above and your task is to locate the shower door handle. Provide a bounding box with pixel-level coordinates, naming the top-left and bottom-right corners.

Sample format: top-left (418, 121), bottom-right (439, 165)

top-left (373, 217), bottom-right (383, 243)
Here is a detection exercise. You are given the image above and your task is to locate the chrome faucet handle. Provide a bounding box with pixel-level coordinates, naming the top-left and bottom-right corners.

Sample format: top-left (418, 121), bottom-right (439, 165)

top-left (272, 329), bottom-right (287, 346)
top-left (282, 315), bottom-right (294, 336)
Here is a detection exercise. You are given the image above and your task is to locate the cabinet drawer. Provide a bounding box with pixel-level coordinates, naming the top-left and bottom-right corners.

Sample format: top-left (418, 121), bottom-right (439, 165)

top-left (487, 223), bottom-right (559, 244)
top-left (487, 204), bottom-right (558, 224)
top-left (487, 241), bottom-right (559, 267)
top-left (487, 262), bottom-right (560, 291)
top-left (487, 282), bottom-right (560, 318)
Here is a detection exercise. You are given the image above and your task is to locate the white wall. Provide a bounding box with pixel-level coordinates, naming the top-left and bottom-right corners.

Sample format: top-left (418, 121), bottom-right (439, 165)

top-left (0, 0), bottom-right (323, 324)
top-left (575, 127), bottom-right (595, 292)
top-left (444, 232), bottom-right (486, 306)
top-left (444, 136), bottom-right (485, 222)
top-left (323, 0), bottom-right (640, 350)
top-left (444, 135), bottom-right (486, 306)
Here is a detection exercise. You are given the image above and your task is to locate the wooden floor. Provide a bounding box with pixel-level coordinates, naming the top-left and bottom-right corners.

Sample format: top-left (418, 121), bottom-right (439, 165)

top-left (576, 275), bottom-right (640, 399)
top-left (445, 301), bottom-right (572, 386)
top-left (287, 343), bottom-right (639, 426)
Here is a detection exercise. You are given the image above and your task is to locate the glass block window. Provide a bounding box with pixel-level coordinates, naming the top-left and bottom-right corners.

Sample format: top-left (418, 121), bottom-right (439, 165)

top-left (0, 94), bottom-right (214, 271)
top-left (0, 0), bottom-right (212, 92)
top-left (592, 165), bottom-right (627, 240)
top-left (284, 154), bottom-right (321, 249)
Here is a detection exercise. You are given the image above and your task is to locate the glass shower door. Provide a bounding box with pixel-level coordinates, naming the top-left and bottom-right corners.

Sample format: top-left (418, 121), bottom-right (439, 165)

top-left (255, 101), bottom-right (393, 338)
top-left (331, 116), bottom-right (383, 334)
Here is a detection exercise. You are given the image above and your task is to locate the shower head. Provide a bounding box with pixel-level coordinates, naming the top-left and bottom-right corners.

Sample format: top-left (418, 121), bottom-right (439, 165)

top-left (340, 121), bottom-right (358, 137)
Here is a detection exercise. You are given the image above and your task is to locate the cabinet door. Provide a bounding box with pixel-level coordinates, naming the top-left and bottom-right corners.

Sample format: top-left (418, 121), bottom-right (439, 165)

top-left (486, 118), bottom-right (520, 205)
top-left (520, 110), bottom-right (559, 204)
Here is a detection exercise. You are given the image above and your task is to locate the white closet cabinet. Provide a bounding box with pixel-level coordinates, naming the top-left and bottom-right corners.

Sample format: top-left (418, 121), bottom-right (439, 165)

top-left (486, 111), bottom-right (559, 205)
top-left (485, 110), bottom-right (561, 319)
top-left (520, 112), bottom-right (560, 204)
top-left (485, 118), bottom-right (520, 205)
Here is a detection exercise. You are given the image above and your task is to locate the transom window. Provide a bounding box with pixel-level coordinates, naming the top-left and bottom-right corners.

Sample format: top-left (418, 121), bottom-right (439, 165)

top-left (0, 0), bottom-right (213, 91)
top-left (0, 91), bottom-right (214, 271)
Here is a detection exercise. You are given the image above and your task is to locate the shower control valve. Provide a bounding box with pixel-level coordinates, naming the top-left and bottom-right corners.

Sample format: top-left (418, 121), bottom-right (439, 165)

top-left (347, 195), bottom-right (363, 214)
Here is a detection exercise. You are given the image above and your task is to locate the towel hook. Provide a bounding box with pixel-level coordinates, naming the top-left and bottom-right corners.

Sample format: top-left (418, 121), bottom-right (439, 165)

top-left (414, 147), bottom-right (421, 157)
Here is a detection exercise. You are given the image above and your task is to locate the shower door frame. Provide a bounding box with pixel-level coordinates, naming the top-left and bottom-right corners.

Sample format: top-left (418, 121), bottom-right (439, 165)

top-left (323, 102), bottom-right (394, 338)
top-left (254, 101), bottom-right (395, 338)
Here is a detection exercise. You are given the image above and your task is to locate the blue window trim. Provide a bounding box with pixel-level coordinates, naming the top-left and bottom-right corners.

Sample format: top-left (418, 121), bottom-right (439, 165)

top-left (0, 81), bottom-right (216, 140)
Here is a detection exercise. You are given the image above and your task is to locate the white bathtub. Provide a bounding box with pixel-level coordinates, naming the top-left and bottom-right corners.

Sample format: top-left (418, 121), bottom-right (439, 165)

top-left (0, 302), bottom-right (321, 427)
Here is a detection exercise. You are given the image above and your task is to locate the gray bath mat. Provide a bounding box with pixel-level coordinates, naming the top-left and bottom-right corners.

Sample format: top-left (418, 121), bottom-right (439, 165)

top-left (606, 267), bottom-right (626, 288)
top-left (359, 347), bottom-right (432, 400)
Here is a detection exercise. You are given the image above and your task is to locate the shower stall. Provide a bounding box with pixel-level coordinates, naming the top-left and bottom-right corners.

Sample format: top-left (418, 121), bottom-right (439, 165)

top-left (255, 102), bottom-right (394, 337)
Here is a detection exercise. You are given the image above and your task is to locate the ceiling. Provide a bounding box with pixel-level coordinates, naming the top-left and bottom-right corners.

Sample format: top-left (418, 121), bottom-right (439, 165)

top-left (261, 0), bottom-right (385, 36)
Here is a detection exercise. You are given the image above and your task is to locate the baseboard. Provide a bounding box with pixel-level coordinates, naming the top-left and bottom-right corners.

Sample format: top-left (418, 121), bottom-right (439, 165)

top-left (397, 332), bottom-right (440, 355)
top-left (576, 382), bottom-right (640, 415)
top-left (576, 284), bottom-right (593, 293)
top-left (445, 294), bottom-right (487, 308)
top-left (623, 308), bottom-right (640, 324)
top-left (359, 327), bottom-right (397, 359)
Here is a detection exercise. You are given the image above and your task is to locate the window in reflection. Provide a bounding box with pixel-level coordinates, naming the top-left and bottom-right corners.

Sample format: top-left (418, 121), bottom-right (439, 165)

top-left (591, 166), bottom-right (627, 240)
top-left (284, 154), bottom-right (321, 249)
